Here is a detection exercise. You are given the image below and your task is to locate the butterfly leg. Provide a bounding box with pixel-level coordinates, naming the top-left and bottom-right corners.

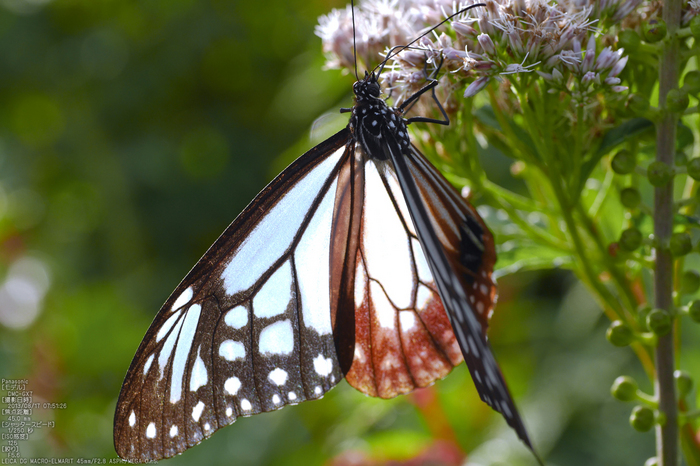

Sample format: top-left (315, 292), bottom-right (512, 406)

top-left (402, 55), bottom-right (449, 126)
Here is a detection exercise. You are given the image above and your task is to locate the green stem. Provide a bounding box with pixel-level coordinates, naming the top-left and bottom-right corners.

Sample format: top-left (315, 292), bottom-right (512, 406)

top-left (655, 1), bottom-right (682, 464)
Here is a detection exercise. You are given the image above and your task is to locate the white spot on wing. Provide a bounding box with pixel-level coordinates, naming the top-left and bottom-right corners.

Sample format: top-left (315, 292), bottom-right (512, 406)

top-left (146, 422), bottom-right (156, 439)
top-left (172, 287), bottom-right (193, 311)
top-left (157, 311), bottom-right (181, 342)
top-left (219, 340), bottom-right (246, 361)
top-left (370, 281), bottom-right (395, 329)
top-left (128, 411), bottom-right (135, 427)
top-left (222, 149), bottom-right (344, 296)
top-left (412, 238), bottom-right (432, 283)
top-left (143, 354), bottom-right (154, 375)
top-left (225, 305), bottom-right (248, 329)
top-left (259, 320), bottom-right (294, 355)
top-left (416, 285), bottom-right (432, 311)
top-left (189, 349), bottom-right (208, 392)
top-left (170, 425), bottom-right (178, 437)
top-left (272, 394), bottom-right (281, 404)
top-left (314, 386), bottom-right (322, 395)
top-left (354, 261), bottom-right (367, 307)
top-left (253, 261), bottom-right (293, 318)
top-left (268, 368), bottom-right (288, 386)
top-left (364, 163), bottom-right (413, 308)
top-left (288, 392), bottom-right (297, 401)
top-left (295, 179), bottom-right (338, 335)
top-left (192, 401), bottom-right (205, 421)
top-left (313, 354), bottom-right (333, 376)
top-left (224, 377), bottom-right (241, 395)
top-left (241, 399), bottom-right (252, 411)
top-left (226, 406), bottom-right (233, 417)
top-left (399, 311), bottom-right (416, 331)
top-left (159, 316), bottom-right (183, 377)
top-left (170, 304), bottom-right (201, 403)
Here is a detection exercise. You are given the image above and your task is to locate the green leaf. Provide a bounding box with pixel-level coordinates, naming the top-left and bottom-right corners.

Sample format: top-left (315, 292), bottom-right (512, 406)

top-left (597, 118), bottom-right (654, 156)
top-left (494, 240), bottom-right (573, 279)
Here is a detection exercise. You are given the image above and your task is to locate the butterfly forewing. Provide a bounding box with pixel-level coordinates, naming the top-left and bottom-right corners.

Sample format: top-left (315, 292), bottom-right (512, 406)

top-left (114, 132), bottom-right (351, 462)
top-left (383, 134), bottom-right (532, 449)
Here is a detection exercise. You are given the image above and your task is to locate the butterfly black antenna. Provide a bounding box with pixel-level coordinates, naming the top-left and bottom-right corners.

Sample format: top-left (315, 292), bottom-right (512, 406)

top-left (351, 0), bottom-right (359, 80)
top-left (374, 2), bottom-right (486, 77)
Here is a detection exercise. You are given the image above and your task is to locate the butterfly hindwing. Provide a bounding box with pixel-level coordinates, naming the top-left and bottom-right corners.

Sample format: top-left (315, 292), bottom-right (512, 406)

top-left (384, 134), bottom-right (533, 449)
top-left (342, 150), bottom-right (464, 398)
top-left (114, 131), bottom-right (352, 462)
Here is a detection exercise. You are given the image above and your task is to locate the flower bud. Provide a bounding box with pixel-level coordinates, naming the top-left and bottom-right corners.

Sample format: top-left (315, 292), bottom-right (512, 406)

top-left (620, 187), bottom-right (641, 209)
top-left (552, 68), bottom-right (564, 83)
top-left (607, 321), bottom-right (635, 346)
top-left (477, 33), bottom-right (497, 56)
top-left (453, 22), bottom-right (477, 37)
top-left (646, 308), bottom-right (671, 336)
top-left (630, 405), bottom-right (655, 432)
top-left (666, 88), bottom-right (689, 113)
top-left (611, 149), bottom-right (636, 174)
top-left (620, 227), bottom-right (643, 251)
top-left (609, 56), bottom-right (628, 78)
top-left (688, 158), bottom-right (700, 180)
top-left (691, 16), bottom-right (700, 38)
top-left (684, 71), bottom-right (700, 95)
top-left (618, 30), bottom-right (640, 52)
top-left (670, 232), bottom-right (692, 257)
top-left (680, 269), bottom-right (700, 294)
top-left (674, 370), bottom-right (693, 399)
top-left (643, 18), bottom-right (667, 43)
top-left (647, 161), bottom-right (673, 186)
top-left (637, 304), bottom-right (652, 328)
top-left (688, 300), bottom-right (700, 323)
top-left (611, 375), bottom-right (638, 401)
top-left (464, 76), bottom-right (490, 98)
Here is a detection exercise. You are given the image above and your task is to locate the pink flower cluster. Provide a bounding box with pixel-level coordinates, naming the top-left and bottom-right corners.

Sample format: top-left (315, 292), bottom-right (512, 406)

top-left (316, 0), bottom-right (642, 106)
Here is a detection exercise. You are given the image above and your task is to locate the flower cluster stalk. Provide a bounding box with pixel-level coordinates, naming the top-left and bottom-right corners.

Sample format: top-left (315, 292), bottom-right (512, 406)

top-left (656, 0), bottom-right (682, 463)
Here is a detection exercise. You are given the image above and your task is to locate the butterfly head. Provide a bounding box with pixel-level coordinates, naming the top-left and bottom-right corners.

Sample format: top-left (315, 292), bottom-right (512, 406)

top-left (353, 71), bottom-right (381, 102)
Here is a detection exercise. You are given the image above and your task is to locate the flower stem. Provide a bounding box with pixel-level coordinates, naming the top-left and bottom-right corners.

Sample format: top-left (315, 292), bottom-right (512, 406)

top-left (655, 1), bottom-right (682, 464)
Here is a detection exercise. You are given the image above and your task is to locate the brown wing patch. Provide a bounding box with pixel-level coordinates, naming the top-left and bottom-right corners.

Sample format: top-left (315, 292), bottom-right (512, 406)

top-left (342, 158), bottom-right (463, 399)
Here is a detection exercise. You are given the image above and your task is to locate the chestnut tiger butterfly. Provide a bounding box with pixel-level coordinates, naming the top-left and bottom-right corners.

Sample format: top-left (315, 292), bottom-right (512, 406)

top-left (114, 2), bottom-right (538, 462)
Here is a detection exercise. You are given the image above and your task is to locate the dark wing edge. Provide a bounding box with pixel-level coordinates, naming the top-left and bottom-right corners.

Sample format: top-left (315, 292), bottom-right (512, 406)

top-left (114, 129), bottom-right (352, 462)
top-left (385, 137), bottom-right (537, 455)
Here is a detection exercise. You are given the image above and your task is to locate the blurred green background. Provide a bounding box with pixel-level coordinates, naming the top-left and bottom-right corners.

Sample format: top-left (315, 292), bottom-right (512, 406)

top-left (0, 0), bottom-right (658, 465)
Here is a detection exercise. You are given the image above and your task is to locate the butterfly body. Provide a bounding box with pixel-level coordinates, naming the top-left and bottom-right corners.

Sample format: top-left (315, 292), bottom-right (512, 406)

top-left (114, 69), bottom-right (533, 463)
top-left (349, 73), bottom-right (410, 158)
